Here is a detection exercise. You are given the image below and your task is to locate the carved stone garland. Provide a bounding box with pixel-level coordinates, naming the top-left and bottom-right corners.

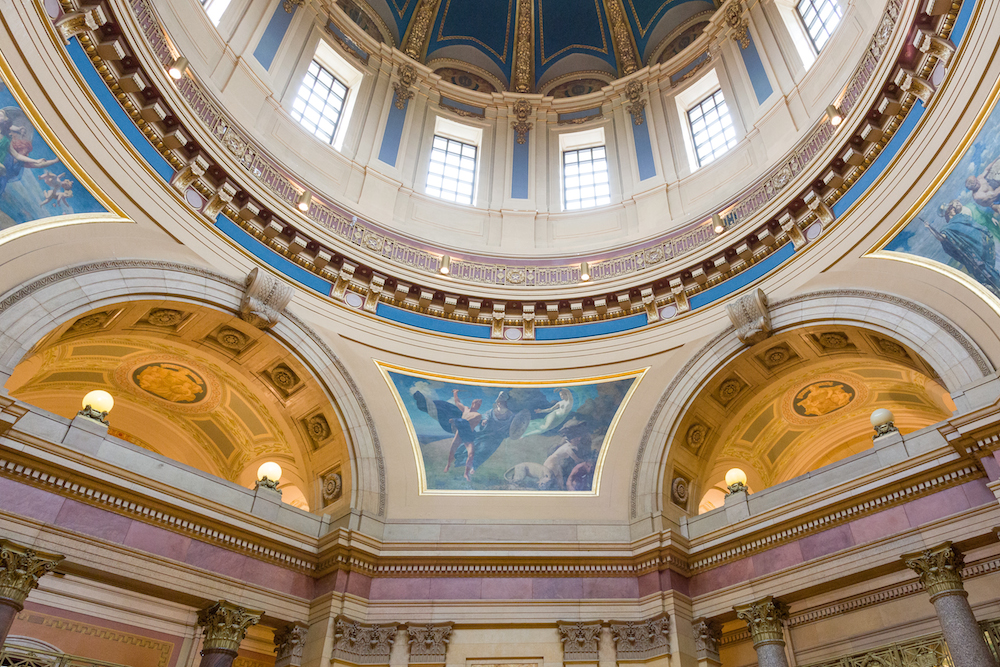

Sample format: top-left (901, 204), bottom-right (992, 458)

top-left (558, 621), bottom-right (602, 662)
top-left (609, 614), bottom-right (670, 660)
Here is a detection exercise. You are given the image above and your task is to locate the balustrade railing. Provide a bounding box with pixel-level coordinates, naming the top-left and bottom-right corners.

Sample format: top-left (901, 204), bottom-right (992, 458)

top-left (0, 645), bottom-right (130, 667)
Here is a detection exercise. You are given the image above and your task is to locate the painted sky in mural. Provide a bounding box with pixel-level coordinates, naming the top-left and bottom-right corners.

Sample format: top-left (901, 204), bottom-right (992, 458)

top-left (0, 81), bottom-right (105, 230)
top-left (884, 96), bottom-right (1000, 300)
top-left (380, 365), bottom-right (642, 494)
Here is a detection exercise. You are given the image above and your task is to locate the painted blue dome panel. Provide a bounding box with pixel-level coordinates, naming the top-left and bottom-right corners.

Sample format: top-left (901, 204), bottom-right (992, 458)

top-left (535, 0), bottom-right (617, 79)
top-left (383, 0), bottom-right (420, 44)
top-left (623, 0), bottom-right (703, 54)
top-left (426, 0), bottom-right (517, 78)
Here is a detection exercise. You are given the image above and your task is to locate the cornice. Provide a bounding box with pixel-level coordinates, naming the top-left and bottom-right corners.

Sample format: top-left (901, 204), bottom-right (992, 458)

top-left (44, 0), bottom-right (961, 336)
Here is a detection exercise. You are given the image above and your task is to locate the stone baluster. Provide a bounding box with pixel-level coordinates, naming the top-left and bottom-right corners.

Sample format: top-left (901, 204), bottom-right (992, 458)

top-left (196, 600), bottom-right (263, 667)
top-left (734, 596), bottom-right (790, 667)
top-left (0, 539), bottom-right (63, 645)
top-left (902, 542), bottom-right (999, 667)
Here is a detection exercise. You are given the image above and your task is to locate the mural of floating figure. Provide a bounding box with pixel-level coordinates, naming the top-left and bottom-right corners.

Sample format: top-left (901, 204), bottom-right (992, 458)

top-left (0, 107), bottom-right (58, 198)
top-left (925, 201), bottom-right (1000, 297)
top-left (522, 387), bottom-right (574, 436)
top-left (966, 156), bottom-right (1000, 215)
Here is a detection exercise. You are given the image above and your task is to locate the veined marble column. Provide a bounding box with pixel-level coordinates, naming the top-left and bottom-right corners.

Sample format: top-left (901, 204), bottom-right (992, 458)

top-left (734, 596), bottom-right (790, 667)
top-left (196, 600), bottom-right (263, 667)
top-left (0, 539), bottom-right (63, 644)
top-left (903, 542), bottom-right (999, 667)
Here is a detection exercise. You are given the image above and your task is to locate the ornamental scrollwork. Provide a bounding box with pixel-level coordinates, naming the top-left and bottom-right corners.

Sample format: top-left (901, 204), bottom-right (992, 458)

top-left (511, 99), bottom-right (533, 144)
top-left (624, 80), bottom-right (646, 126)
top-left (0, 540), bottom-right (64, 607)
top-left (393, 64), bottom-right (418, 110)
top-left (725, 0), bottom-right (750, 49)
top-left (274, 623), bottom-right (308, 665)
top-left (197, 600), bottom-right (263, 654)
top-left (512, 0), bottom-right (533, 92)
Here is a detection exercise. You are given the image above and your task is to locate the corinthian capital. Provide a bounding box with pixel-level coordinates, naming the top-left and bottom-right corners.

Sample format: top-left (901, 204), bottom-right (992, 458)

top-left (734, 596), bottom-right (789, 648)
top-left (903, 542), bottom-right (966, 601)
top-left (0, 540), bottom-right (63, 609)
top-left (197, 600), bottom-right (263, 654)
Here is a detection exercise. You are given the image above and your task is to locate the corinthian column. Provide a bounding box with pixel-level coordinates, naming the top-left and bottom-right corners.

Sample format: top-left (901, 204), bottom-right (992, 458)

top-left (0, 539), bottom-right (64, 644)
top-left (902, 543), bottom-right (999, 667)
top-left (734, 596), bottom-right (790, 667)
top-left (197, 600), bottom-right (263, 667)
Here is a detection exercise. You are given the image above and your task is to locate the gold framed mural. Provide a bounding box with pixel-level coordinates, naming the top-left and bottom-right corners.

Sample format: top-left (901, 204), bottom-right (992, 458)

top-left (0, 51), bottom-right (126, 241)
top-left (376, 361), bottom-right (646, 495)
top-left (867, 74), bottom-right (1000, 316)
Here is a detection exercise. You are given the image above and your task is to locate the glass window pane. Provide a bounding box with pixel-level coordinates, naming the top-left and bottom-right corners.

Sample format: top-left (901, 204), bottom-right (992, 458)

top-left (797, 0), bottom-right (842, 52)
top-left (687, 88), bottom-right (738, 167)
top-left (562, 146), bottom-right (611, 210)
top-left (425, 134), bottom-right (478, 205)
top-left (291, 60), bottom-right (349, 146)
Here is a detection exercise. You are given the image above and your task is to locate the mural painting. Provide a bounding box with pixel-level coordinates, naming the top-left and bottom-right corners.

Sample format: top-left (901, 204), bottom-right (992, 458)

top-left (878, 85), bottom-right (1000, 302)
top-left (792, 380), bottom-right (856, 417)
top-left (132, 362), bottom-right (208, 404)
top-left (0, 81), bottom-right (105, 230)
top-left (377, 363), bottom-right (645, 494)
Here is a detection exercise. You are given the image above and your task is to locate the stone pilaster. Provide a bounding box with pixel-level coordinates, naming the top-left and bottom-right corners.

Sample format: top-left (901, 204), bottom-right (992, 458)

top-left (902, 542), bottom-right (999, 667)
top-left (734, 596), bottom-right (790, 667)
top-left (274, 622), bottom-right (309, 667)
top-left (609, 614), bottom-right (670, 661)
top-left (0, 540), bottom-right (63, 644)
top-left (333, 616), bottom-right (400, 664)
top-left (196, 600), bottom-right (263, 667)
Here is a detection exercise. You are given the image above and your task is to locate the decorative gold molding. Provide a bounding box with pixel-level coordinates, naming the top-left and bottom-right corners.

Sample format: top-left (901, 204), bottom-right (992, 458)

top-left (511, 0), bottom-right (533, 92)
top-left (402, 0), bottom-right (442, 60)
top-left (624, 80), bottom-right (645, 125)
top-left (197, 600), bottom-right (263, 654)
top-left (511, 98), bottom-right (532, 143)
top-left (603, 0), bottom-right (639, 75)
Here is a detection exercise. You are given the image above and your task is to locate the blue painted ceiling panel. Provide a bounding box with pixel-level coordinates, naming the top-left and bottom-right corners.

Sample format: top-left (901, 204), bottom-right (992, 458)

top-left (623, 0), bottom-right (695, 54)
top-left (535, 0), bottom-right (616, 77)
top-left (427, 0), bottom-right (517, 78)
top-left (385, 0), bottom-right (419, 44)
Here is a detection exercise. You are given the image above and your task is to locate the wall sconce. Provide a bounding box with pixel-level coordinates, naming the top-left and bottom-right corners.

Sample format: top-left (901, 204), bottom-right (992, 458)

top-left (168, 56), bottom-right (188, 80)
top-left (826, 104), bottom-right (843, 127)
top-left (712, 213), bottom-right (726, 234)
top-left (79, 390), bottom-right (114, 425)
top-left (439, 255), bottom-right (451, 275)
top-left (725, 467), bottom-right (748, 494)
top-left (256, 461), bottom-right (282, 490)
top-left (296, 190), bottom-right (312, 213)
top-left (579, 262), bottom-right (590, 282)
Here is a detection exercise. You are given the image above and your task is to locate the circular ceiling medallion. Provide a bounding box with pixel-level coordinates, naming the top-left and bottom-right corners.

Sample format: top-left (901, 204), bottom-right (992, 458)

top-left (780, 373), bottom-right (870, 425)
top-left (114, 354), bottom-right (222, 412)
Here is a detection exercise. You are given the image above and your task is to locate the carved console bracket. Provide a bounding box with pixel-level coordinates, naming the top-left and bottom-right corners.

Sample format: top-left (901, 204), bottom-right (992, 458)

top-left (724, 0), bottom-right (750, 49)
top-left (624, 81), bottom-right (646, 126)
top-left (393, 65), bottom-right (418, 110)
top-left (240, 267), bottom-right (293, 330)
top-left (692, 618), bottom-right (721, 662)
top-left (726, 287), bottom-right (772, 346)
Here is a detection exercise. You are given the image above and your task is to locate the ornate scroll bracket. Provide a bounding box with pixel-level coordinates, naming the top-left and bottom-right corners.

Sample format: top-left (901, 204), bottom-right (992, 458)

top-left (241, 267), bottom-right (293, 330)
top-left (274, 623), bottom-right (309, 667)
top-left (726, 287), bottom-right (771, 346)
top-left (558, 621), bottom-right (602, 662)
top-left (624, 81), bottom-right (646, 126)
top-left (609, 614), bottom-right (670, 661)
top-left (724, 0), bottom-right (751, 49)
top-left (903, 542), bottom-right (966, 602)
top-left (406, 622), bottom-right (452, 664)
top-left (334, 616), bottom-right (400, 664)
top-left (0, 540), bottom-right (64, 609)
top-left (511, 99), bottom-right (533, 144)
top-left (393, 65), bottom-right (418, 110)
top-left (197, 600), bottom-right (263, 655)
top-left (734, 596), bottom-right (789, 648)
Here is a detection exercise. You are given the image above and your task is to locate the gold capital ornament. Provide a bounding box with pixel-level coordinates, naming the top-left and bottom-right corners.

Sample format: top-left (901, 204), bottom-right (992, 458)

top-left (402, 0), bottom-right (442, 60)
top-left (734, 596), bottom-right (789, 648)
top-left (197, 600), bottom-right (263, 654)
top-left (511, 0), bottom-right (534, 93)
top-left (903, 542), bottom-right (966, 602)
top-left (0, 540), bottom-right (63, 609)
top-left (725, 0), bottom-right (751, 49)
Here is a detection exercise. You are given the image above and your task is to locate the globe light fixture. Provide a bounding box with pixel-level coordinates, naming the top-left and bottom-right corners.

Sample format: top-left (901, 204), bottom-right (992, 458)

top-left (167, 56), bottom-right (188, 80)
top-left (725, 467), bottom-right (748, 494)
top-left (870, 408), bottom-right (897, 439)
top-left (296, 190), bottom-right (312, 212)
top-left (79, 390), bottom-right (114, 425)
top-left (579, 262), bottom-right (590, 282)
top-left (826, 104), bottom-right (843, 127)
top-left (256, 461), bottom-right (282, 490)
top-left (712, 213), bottom-right (726, 234)
top-left (439, 255), bottom-right (451, 275)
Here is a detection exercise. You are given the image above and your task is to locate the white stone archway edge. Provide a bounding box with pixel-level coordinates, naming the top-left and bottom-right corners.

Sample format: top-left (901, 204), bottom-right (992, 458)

top-left (0, 260), bottom-right (386, 521)
top-left (630, 289), bottom-right (996, 520)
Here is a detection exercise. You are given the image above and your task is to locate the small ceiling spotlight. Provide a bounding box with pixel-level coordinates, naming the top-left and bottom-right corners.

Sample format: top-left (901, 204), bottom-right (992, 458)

top-left (439, 255), bottom-right (451, 275)
top-left (579, 262), bottom-right (590, 282)
top-left (712, 213), bottom-right (726, 234)
top-left (826, 104), bottom-right (843, 127)
top-left (167, 56), bottom-right (189, 80)
top-left (870, 408), bottom-right (898, 440)
top-left (256, 461), bottom-right (282, 491)
top-left (296, 190), bottom-right (312, 213)
top-left (725, 467), bottom-right (748, 494)
top-left (79, 390), bottom-right (114, 425)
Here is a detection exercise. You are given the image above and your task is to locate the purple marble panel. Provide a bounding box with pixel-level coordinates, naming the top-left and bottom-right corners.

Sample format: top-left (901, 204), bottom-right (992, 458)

top-left (54, 499), bottom-right (132, 543)
top-left (689, 557), bottom-right (755, 596)
top-left (243, 556), bottom-right (296, 594)
top-left (637, 571), bottom-right (660, 597)
top-left (798, 524), bottom-right (855, 561)
top-left (961, 479), bottom-right (997, 507)
top-left (314, 572), bottom-right (339, 597)
top-left (583, 577), bottom-right (638, 599)
top-left (369, 577), bottom-right (432, 600)
top-left (184, 539), bottom-right (249, 579)
top-left (0, 477), bottom-right (65, 523)
top-left (903, 486), bottom-right (971, 528)
top-left (751, 542), bottom-right (804, 577)
top-left (849, 506), bottom-right (910, 545)
top-left (434, 577), bottom-right (483, 599)
top-left (532, 577), bottom-right (584, 599)
top-left (481, 577), bottom-right (532, 599)
top-left (662, 569), bottom-right (690, 597)
top-left (291, 572), bottom-right (314, 599)
top-left (346, 572), bottom-right (372, 598)
top-left (123, 521), bottom-right (191, 562)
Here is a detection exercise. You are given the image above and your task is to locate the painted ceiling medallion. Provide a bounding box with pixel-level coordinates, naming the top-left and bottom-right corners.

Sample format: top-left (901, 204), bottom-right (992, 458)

top-left (792, 380), bottom-right (856, 417)
top-left (779, 372), bottom-right (871, 426)
top-left (132, 362), bottom-right (208, 404)
top-left (114, 354), bottom-right (222, 412)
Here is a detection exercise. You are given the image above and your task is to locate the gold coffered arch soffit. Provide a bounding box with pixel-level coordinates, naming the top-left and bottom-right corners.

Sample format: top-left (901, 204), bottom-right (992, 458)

top-left (628, 289), bottom-right (994, 519)
top-left (0, 259), bottom-right (386, 517)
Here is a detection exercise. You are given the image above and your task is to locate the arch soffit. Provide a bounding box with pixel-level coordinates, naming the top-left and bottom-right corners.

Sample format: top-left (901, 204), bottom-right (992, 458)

top-left (629, 289), bottom-right (995, 519)
top-left (0, 259), bottom-right (386, 518)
